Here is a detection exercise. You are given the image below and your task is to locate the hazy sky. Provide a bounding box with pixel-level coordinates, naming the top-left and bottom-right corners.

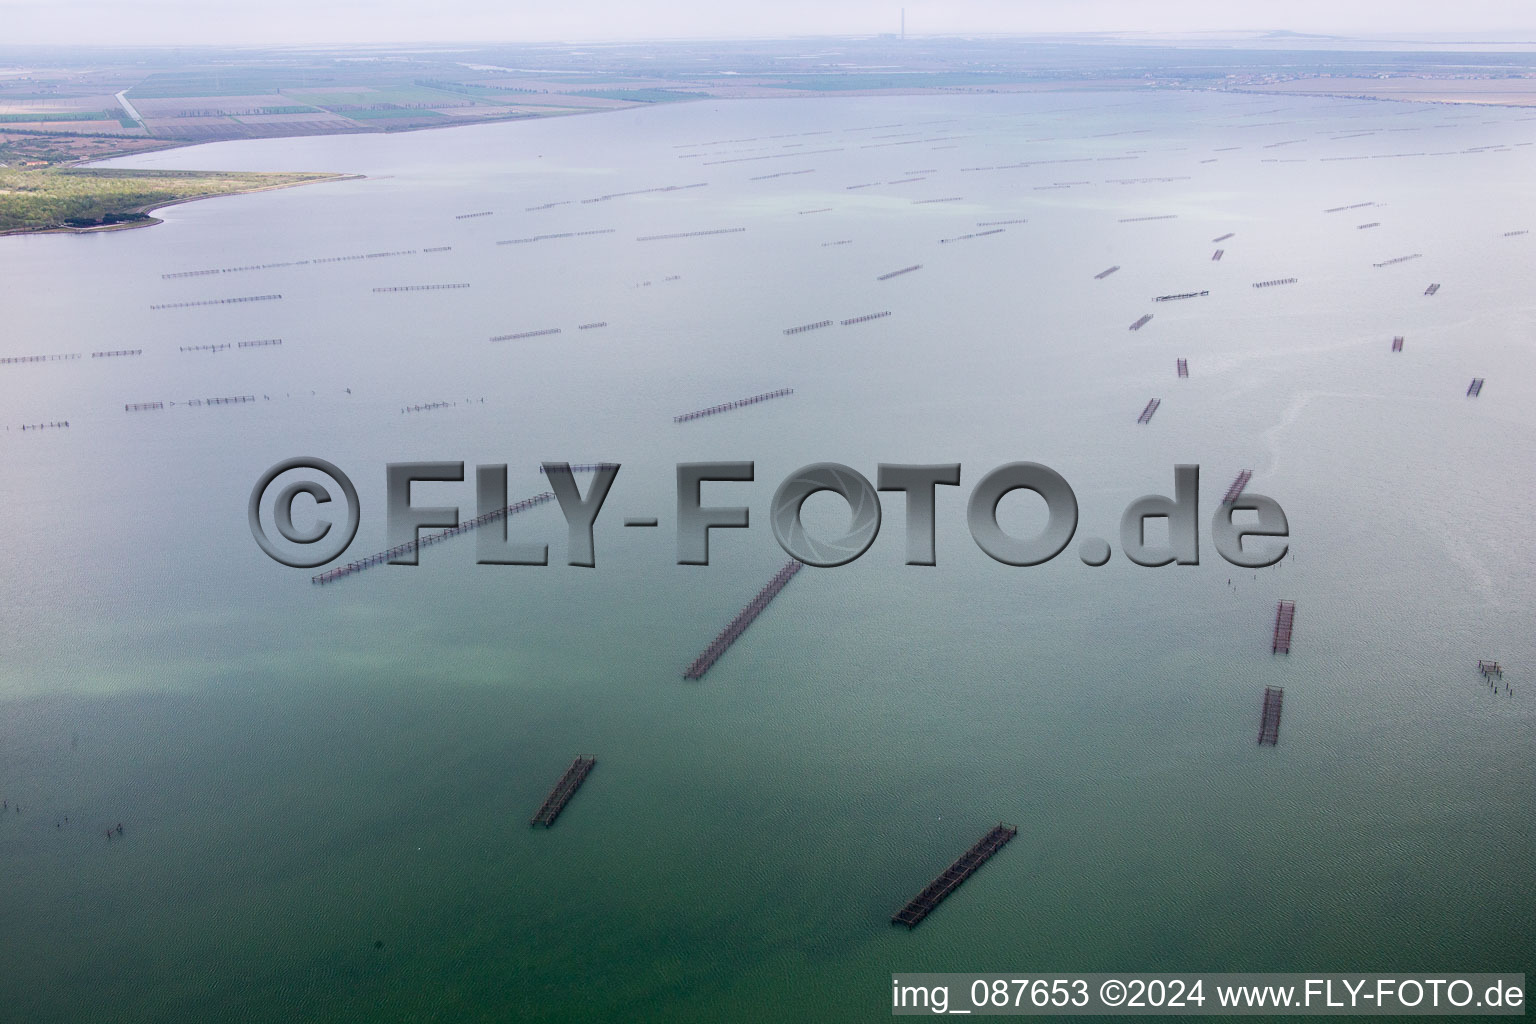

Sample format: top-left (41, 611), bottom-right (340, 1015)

top-left (4, 0), bottom-right (1536, 47)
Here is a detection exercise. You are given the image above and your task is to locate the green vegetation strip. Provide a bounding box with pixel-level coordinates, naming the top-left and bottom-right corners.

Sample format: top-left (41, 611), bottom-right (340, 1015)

top-left (0, 167), bottom-right (343, 233)
top-left (0, 110), bottom-right (120, 123)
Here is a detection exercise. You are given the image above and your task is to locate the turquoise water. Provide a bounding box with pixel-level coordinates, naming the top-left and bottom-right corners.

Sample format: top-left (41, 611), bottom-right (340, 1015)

top-left (1, 91), bottom-right (1533, 1021)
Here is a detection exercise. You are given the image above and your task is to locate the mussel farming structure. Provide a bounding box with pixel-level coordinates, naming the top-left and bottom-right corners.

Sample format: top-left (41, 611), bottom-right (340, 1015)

top-left (683, 560), bottom-right (803, 680)
top-left (1095, 266), bottom-right (1120, 279)
top-left (124, 402), bottom-right (164, 412)
top-left (1252, 278), bottom-right (1297, 289)
top-left (939, 229), bottom-right (1004, 243)
top-left (3, 353), bottom-right (80, 364)
top-left (1373, 254), bottom-right (1422, 268)
top-left (373, 284), bottom-right (470, 293)
top-left (784, 320), bottom-right (834, 335)
top-left (1467, 378), bottom-right (1485, 397)
top-left (150, 294), bottom-right (281, 310)
top-left (1392, 336), bottom-right (1404, 352)
top-left (840, 311), bottom-right (891, 325)
top-left (1272, 600), bottom-right (1296, 654)
top-left (892, 824), bottom-right (1018, 929)
top-left (1137, 398), bottom-right (1161, 424)
top-left (674, 388), bottom-right (794, 423)
top-left (1177, 358), bottom-right (1189, 378)
top-left (1212, 232), bottom-right (1235, 242)
top-left (636, 228), bottom-right (745, 241)
top-left (1221, 470), bottom-right (1253, 505)
top-left (91, 349), bottom-right (141, 358)
top-left (540, 463), bottom-right (619, 474)
top-left (311, 492), bottom-right (555, 585)
top-left (491, 328), bottom-right (560, 342)
top-left (1129, 314), bottom-right (1153, 331)
top-left (1154, 290), bottom-right (1209, 302)
top-left (530, 757), bottom-right (596, 827)
top-left (1425, 283), bottom-right (1441, 296)
top-left (498, 229), bottom-right (615, 245)
top-left (1257, 687), bottom-right (1285, 746)
top-left (877, 264), bottom-right (922, 281)
top-left (1212, 249), bottom-right (1224, 261)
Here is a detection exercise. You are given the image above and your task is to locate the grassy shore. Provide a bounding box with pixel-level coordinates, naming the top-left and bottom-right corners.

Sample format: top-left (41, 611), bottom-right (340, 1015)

top-left (0, 166), bottom-right (354, 235)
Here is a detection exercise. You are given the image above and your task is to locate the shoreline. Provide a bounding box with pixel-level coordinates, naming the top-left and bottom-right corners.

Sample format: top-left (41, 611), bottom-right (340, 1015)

top-left (0, 171), bottom-right (364, 237)
top-left (6, 74), bottom-right (1535, 239)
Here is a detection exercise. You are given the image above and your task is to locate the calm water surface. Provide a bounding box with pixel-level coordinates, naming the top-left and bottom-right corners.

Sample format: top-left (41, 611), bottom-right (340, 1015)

top-left (1, 91), bottom-right (1533, 1022)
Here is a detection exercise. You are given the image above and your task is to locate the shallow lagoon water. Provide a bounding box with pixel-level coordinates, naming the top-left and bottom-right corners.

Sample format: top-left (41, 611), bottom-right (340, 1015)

top-left (1, 91), bottom-right (1533, 1022)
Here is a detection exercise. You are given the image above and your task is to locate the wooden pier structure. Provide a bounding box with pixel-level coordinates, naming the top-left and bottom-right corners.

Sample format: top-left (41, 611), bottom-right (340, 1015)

top-left (1257, 687), bottom-right (1284, 746)
top-left (683, 560), bottom-right (803, 680)
top-left (1272, 600), bottom-right (1296, 654)
top-left (1221, 470), bottom-right (1253, 505)
top-left (530, 757), bottom-right (596, 827)
top-left (1467, 378), bottom-right (1485, 397)
top-left (892, 824), bottom-right (1018, 929)
top-left (1137, 398), bottom-right (1161, 424)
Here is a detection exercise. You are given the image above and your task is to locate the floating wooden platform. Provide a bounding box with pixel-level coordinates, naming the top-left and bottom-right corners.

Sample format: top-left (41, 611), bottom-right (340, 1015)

top-left (1425, 282), bottom-right (1441, 296)
top-left (684, 560), bottom-right (802, 680)
top-left (1129, 314), bottom-right (1153, 331)
top-left (1272, 600), bottom-right (1296, 654)
top-left (1177, 358), bottom-right (1189, 378)
top-left (530, 757), bottom-right (596, 827)
top-left (1392, 336), bottom-right (1404, 352)
top-left (1467, 378), bottom-right (1484, 397)
top-left (892, 824), bottom-right (1018, 929)
top-left (1257, 687), bottom-right (1284, 746)
top-left (1212, 249), bottom-right (1224, 261)
top-left (1222, 469), bottom-right (1253, 505)
top-left (1137, 398), bottom-right (1161, 424)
